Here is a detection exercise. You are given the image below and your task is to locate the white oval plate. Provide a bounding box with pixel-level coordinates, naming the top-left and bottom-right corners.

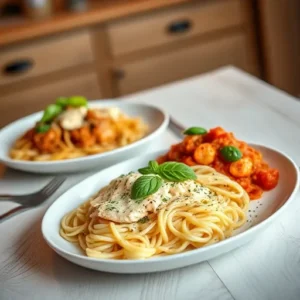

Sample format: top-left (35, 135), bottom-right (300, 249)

top-left (0, 101), bottom-right (169, 174)
top-left (42, 144), bottom-right (299, 274)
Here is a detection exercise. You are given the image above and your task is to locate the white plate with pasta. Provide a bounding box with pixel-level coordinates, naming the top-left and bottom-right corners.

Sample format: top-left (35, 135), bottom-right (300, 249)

top-left (42, 144), bottom-right (299, 274)
top-left (0, 100), bottom-right (169, 173)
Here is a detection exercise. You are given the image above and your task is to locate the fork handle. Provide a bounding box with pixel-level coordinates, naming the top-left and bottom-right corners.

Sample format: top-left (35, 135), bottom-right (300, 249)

top-left (0, 194), bottom-right (20, 205)
top-left (169, 117), bottom-right (185, 139)
top-left (0, 194), bottom-right (13, 200)
top-left (0, 205), bottom-right (28, 223)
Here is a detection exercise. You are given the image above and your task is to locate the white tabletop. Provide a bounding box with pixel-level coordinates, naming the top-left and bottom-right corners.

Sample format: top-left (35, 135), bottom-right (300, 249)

top-left (1, 66), bottom-right (300, 300)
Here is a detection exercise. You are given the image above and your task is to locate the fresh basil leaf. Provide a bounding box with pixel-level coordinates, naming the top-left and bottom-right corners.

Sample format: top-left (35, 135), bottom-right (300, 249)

top-left (148, 160), bottom-right (159, 173)
top-left (158, 162), bottom-right (197, 182)
top-left (67, 96), bottom-right (88, 107)
top-left (138, 167), bottom-right (153, 175)
top-left (56, 97), bottom-right (69, 108)
top-left (220, 146), bottom-right (242, 162)
top-left (138, 160), bottom-right (160, 175)
top-left (41, 104), bottom-right (63, 123)
top-left (184, 127), bottom-right (207, 135)
top-left (35, 123), bottom-right (51, 133)
top-left (131, 175), bottom-right (163, 201)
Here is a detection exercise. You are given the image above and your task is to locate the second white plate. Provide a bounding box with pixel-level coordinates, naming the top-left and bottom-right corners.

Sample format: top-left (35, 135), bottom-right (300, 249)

top-left (0, 100), bottom-right (169, 174)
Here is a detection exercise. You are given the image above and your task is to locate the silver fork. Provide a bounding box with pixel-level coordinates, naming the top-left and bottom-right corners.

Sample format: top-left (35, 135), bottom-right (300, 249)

top-left (168, 116), bottom-right (185, 139)
top-left (0, 176), bottom-right (66, 223)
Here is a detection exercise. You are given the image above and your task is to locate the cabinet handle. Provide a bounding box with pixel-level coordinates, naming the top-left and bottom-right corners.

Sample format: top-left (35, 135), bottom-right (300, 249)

top-left (3, 59), bottom-right (34, 75)
top-left (167, 19), bottom-right (192, 34)
top-left (113, 69), bottom-right (125, 80)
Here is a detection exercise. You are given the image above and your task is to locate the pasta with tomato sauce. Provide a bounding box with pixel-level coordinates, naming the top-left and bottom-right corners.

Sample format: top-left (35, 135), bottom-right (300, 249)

top-left (157, 127), bottom-right (279, 200)
top-left (9, 96), bottom-right (148, 161)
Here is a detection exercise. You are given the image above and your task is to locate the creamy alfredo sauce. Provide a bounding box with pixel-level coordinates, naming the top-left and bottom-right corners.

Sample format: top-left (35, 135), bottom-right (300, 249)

top-left (90, 172), bottom-right (224, 223)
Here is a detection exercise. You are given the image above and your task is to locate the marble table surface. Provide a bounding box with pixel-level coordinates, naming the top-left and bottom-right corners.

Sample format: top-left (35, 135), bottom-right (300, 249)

top-left (1, 66), bottom-right (300, 300)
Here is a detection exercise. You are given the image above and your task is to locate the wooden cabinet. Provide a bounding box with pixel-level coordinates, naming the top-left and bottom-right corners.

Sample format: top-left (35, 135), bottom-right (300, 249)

top-left (107, 0), bottom-right (243, 57)
top-left (2, 0), bottom-right (298, 129)
top-left (0, 30), bottom-right (94, 86)
top-left (258, 0), bottom-right (300, 96)
top-left (113, 33), bottom-right (248, 95)
top-left (0, 29), bottom-right (101, 127)
top-left (106, 0), bottom-right (258, 96)
top-left (0, 0), bottom-right (260, 128)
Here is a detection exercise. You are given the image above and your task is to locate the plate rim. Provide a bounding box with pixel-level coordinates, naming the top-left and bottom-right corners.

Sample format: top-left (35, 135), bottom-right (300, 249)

top-left (41, 143), bottom-right (300, 266)
top-left (0, 100), bottom-right (169, 165)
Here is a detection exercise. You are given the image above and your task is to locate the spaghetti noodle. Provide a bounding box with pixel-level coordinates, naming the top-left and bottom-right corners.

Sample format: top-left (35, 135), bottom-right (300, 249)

top-left (60, 165), bottom-right (249, 259)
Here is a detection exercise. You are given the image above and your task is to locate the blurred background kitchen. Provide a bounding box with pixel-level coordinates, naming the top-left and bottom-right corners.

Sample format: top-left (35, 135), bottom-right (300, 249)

top-left (0, 0), bottom-right (299, 128)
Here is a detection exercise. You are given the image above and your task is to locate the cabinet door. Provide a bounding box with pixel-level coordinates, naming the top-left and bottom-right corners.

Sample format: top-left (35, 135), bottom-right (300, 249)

top-left (107, 0), bottom-right (243, 57)
top-left (0, 30), bottom-right (94, 87)
top-left (0, 73), bottom-right (101, 128)
top-left (258, 0), bottom-right (300, 96)
top-left (113, 33), bottom-right (249, 96)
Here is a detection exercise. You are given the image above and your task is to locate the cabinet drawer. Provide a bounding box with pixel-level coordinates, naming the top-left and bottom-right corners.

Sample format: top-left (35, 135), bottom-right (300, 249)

top-left (107, 0), bottom-right (243, 57)
top-left (114, 33), bottom-right (248, 96)
top-left (0, 72), bottom-right (101, 128)
top-left (0, 30), bottom-right (94, 86)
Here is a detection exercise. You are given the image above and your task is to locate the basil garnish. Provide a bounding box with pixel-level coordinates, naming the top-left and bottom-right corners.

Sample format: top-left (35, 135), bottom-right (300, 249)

top-left (158, 161), bottom-right (197, 182)
top-left (138, 160), bottom-right (159, 175)
top-left (149, 160), bottom-right (159, 173)
top-left (183, 127), bottom-right (207, 135)
top-left (41, 104), bottom-right (63, 123)
top-left (35, 123), bottom-right (51, 133)
top-left (131, 160), bottom-right (197, 201)
top-left (131, 175), bottom-right (163, 201)
top-left (220, 146), bottom-right (242, 162)
top-left (138, 167), bottom-right (153, 175)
